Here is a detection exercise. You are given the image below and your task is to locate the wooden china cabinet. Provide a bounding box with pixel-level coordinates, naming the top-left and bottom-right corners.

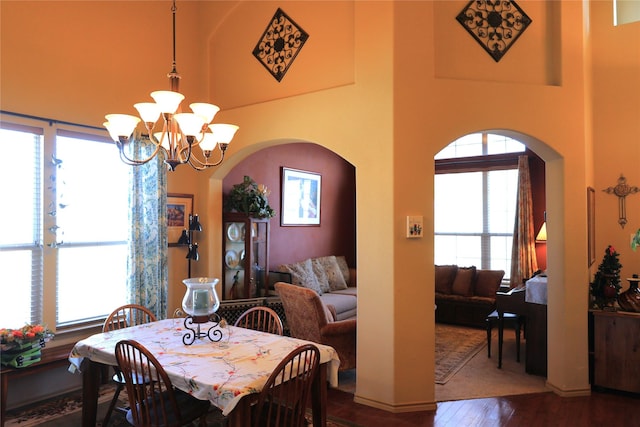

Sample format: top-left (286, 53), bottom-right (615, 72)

top-left (222, 213), bottom-right (270, 300)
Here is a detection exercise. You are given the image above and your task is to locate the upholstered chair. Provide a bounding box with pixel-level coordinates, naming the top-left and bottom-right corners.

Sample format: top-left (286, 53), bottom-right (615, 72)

top-left (275, 282), bottom-right (356, 370)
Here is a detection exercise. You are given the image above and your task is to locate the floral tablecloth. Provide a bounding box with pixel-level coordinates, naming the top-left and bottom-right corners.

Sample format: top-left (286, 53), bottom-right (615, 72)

top-left (68, 318), bottom-right (340, 416)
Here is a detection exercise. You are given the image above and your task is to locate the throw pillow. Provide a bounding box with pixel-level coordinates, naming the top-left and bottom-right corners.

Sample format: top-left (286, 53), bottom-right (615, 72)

top-left (279, 259), bottom-right (323, 295)
top-left (435, 265), bottom-right (458, 294)
top-left (451, 266), bottom-right (476, 296)
top-left (335, 255), bottom-right (351, 284)
top-left (474, 270), bottom-right (505, 297)
top-left (312, 258), bottom-right (331, 293)
top-left (315, 255), bottom-right (348, 291)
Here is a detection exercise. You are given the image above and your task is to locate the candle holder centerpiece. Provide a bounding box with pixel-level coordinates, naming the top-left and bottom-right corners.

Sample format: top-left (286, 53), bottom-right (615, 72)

top-left (181, 277), bottom-right (223, 345)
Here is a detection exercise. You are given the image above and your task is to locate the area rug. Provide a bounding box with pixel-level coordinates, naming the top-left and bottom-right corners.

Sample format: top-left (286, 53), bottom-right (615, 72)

top-left (435, 323), bottom-right (487, 384)
top-left (4, 383), bottom-right (359, 427)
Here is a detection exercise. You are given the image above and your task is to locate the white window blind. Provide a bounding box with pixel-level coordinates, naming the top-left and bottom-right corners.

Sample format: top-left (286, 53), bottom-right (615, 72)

top-left (0, 123), bottom-right (44, 327)
top-left (0, 113), bottom-right (129, 330)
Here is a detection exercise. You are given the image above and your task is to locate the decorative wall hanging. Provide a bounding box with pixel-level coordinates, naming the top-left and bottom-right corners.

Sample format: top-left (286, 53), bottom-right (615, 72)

top-left (253, 8), bottom-right (309, 82)
top-left (456, 0), bottom-right (532, 62)
top-left (603, 175), bottom-right (639, 229)
top-left (281, 167), bottom-right (321, 226)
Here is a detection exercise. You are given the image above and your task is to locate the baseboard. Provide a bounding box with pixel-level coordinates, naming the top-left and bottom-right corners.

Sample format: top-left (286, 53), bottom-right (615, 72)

top-left (545, 381), bottom-right (591, 397)
top-left (353, 394), bottom-right (436, 413)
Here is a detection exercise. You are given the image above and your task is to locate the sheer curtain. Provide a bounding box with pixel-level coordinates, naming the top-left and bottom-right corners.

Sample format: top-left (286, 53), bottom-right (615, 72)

top-left (127, 136), bottom-right (168, 319)
top-left (510, 155), bottom-right (538, 288)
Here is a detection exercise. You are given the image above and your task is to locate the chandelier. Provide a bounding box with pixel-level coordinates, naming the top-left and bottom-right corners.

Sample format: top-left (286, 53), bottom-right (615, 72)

top-left (103, 1), bottom-right (238, 171)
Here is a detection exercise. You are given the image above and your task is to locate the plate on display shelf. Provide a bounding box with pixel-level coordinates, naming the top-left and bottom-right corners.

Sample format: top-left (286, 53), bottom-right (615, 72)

top-left (227, 223), bottom-right (245, 242)
top-left (225, 250), bottom-right (240, 269)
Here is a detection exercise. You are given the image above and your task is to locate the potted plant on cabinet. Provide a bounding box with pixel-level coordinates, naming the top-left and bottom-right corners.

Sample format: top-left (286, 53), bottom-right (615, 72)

top-left (224, 176), bottom-right (275, 219)
top-left (590, 245), bottom-right (622, 309)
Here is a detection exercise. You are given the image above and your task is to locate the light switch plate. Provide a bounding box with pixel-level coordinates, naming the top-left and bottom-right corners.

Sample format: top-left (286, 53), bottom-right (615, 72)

top-left (407, 215), bottom-right (423, 238)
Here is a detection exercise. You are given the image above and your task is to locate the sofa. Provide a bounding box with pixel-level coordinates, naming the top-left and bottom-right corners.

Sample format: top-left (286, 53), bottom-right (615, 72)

top-left (435, 265), bottom-right (505, 328)
top-left (275, 255), bottom-right (357, 321)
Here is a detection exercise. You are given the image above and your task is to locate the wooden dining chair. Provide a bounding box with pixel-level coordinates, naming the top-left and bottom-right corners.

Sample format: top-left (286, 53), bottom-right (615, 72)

top-left (233, 306), bottom-right (284, 335)
top-left (115, 339), bottom-right (211, 427)
top-left (102, 304), bottom-right (157, 426)
top-left (252, 344), bottom-right (320, 427)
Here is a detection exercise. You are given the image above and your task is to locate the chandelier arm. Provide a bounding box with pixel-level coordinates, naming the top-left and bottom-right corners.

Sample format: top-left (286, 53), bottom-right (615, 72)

top-left (116, 136), bottom-right (165, 166)
top-left (187, 145), bottom-right (227, 169)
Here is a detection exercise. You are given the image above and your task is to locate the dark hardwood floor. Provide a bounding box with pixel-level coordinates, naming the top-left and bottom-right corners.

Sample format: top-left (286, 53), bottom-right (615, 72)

top-left (326, 387), bottom-right (640, 426)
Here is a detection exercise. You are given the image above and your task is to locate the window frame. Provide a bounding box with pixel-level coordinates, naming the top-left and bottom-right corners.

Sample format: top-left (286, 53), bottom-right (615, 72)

top-left (434, 133), bottom-right (529, 277)
top-left (0, 111), bottom-right (129, 333)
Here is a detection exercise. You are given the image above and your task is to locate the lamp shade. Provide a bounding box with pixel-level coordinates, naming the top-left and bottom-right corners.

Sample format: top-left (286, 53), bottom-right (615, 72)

top-left (536, 222), bottom-right (547, 242)
top-left (134, 102), bottom-right (162, 123)
top-left (174, 113), bottom-right (206, 137)
top-left (208, 124), bottom-right (239, 144)
top-left (150, 90), bottom-right (185, 114)
top-left (190, 103), bottom-right (220, 123)
top-left (104, 114), bottom-right (141, 142)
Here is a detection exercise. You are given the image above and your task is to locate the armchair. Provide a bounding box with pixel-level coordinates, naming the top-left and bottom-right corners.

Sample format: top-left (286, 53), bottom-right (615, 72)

top-left (275, 282), bottom-right (356, 370)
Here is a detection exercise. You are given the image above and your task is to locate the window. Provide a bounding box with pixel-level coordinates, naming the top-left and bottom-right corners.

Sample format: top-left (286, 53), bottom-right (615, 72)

top-left (0, 114), bottom-right (129, 329)
top-left (434, 133), bottom-right (525, 280)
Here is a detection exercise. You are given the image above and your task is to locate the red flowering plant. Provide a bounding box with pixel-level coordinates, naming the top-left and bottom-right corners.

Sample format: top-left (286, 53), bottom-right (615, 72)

top-left (0, 324), bottom-right (53, 351)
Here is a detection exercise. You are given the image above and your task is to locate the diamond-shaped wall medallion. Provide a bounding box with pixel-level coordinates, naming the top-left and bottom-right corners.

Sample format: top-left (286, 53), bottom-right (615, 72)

top-left (253, 8), bottom-right (309, 82)
top-left (456, 0), bottom-right (532, 62)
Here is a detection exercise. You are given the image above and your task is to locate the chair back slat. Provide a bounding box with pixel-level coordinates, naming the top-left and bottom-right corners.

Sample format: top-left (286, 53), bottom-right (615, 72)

top-left (253, 344), bottom-right (320, 427)
top-left (103, 304), bottom-right (157, 332)
top-left (234, 306), bottom-right (284, 335)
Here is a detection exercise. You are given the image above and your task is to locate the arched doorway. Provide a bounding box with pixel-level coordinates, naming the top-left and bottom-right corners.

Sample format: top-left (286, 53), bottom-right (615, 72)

top-left (433, 130), bottom-right (562, 400)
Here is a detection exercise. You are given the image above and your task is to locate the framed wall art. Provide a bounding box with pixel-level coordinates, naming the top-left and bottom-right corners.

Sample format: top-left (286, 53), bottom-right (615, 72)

top-left (167, 193), bottom-right (193, 246)
top-left (587, 187), bottom-right (595, 266)
top-left (281, 167), bottom-right (321, 226)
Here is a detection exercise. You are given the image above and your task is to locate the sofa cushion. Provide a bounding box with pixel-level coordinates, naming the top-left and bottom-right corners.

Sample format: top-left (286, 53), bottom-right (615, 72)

top-left (474, 269), bottom-right (505, 297)
top-left (319, 293), bottom-right (357, 321)
top-left (279, 259), bottom-right (323, 295)
top-left (451, 266), bottom-right (476, 296)
top-left (435, 265), bottom-right (458, 294)
top-left (312, 258), bottom-right (331, 293)
top-left (332, 287), bottom-right (357, 297)
top-left (335, 255), bottom-right (350, 284)
top-left (316, 256), bottom-right (348, 291)
top-left (435, 293), bottom-right (496, 306)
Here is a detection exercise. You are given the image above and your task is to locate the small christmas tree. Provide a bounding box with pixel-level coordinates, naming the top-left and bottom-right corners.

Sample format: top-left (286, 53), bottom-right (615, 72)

top-left (590, 245), bottom-right (623, 309)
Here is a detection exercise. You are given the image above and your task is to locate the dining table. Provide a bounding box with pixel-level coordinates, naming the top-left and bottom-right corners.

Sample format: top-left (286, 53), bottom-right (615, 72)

top-left (68, 318), bottom-right (340, 427)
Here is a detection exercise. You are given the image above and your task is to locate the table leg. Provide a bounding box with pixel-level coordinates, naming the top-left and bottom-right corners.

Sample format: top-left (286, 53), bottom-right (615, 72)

top-left (498, 314), bottom-right (504, 369)
top-left (1, 372), bottom-right (8, 427)
top-left (311, 363), bottom-right (328, 427)
top-left (81, 359), bottom-right (100, 427)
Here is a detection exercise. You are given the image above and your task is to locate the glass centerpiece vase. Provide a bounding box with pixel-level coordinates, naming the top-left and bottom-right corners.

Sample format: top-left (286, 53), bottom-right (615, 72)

top-left (181, 277), bottom-right (223, 345)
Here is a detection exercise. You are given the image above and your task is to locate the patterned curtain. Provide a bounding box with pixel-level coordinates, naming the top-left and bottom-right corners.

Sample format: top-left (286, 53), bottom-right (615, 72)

top-left (510, 155), bottom-right (539, 288)
top-left (127, 136), bottom-right (168, 319)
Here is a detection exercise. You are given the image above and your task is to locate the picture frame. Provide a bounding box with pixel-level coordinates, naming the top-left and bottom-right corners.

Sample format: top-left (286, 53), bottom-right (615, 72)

top-left (281, 167), bottom-right (321, 226)
top-left (588, 187), bottom-right (596, 267)
top-left (167, 193), bottom-right (193, 246)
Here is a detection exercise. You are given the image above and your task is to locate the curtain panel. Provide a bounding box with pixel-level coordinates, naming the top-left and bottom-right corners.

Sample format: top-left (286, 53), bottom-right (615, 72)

top-left (127, 137), bottom-right (168, 319)
top-left (510, 155), bottom-right (538, 288)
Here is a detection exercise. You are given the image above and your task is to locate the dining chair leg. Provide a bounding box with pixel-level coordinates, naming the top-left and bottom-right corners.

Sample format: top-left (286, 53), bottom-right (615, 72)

top-left (102, 382), bottom-right (123, 427)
